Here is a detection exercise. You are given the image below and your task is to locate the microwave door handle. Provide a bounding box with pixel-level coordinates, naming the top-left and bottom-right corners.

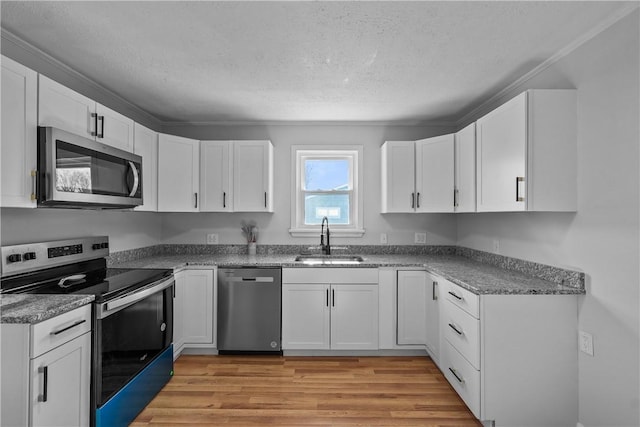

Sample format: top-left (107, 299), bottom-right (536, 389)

top-left (128, 161), bottom-right (140, 197)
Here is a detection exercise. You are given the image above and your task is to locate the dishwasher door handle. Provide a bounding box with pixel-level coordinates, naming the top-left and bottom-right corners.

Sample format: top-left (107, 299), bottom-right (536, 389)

top-left (226, 277), bottom-right (275, 283)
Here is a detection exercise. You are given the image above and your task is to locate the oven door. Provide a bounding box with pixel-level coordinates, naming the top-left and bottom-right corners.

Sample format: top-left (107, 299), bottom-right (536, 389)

top-left (93, 277), bottom-right (174, 408)
top-left (38, 126), bottom-right (143, 208)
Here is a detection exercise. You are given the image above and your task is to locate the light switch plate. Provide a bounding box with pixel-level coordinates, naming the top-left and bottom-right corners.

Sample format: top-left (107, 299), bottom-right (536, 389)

top-left (206, 233), bottom-right (218, 244)
top-left (380, 233), bottom-right (388, 244)
top-left (415, 232), bottom-right (427, 244)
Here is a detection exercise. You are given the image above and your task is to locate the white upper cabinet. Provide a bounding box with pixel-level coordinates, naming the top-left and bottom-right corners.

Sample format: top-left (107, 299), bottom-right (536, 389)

top-left (1, 56), bottom-right (38, 208)
top-left (416, 134), bottom-right (454, 212)
top-left (381, 136), bottom-right (455, 213)
top-left (476, 90), bottom-right (577, 212)
top-left (157, 134), bottom-right (200, 212)
top-left (133, 123), bottom-right (158, 212)
top-left (200, 141), bottom-right (233, 212)
top-left (381, 141), bottom-right (416, 213)
top-left (232, 140), bottom-right (274, 212)
top-left (200, 140), bottom-right (273, 212)
top-left (38, 75), bottom-right (134, 152)
top-left (454, 122), bottom-right (476, 212)
top-left (95, 103), bottom-right (134, 152)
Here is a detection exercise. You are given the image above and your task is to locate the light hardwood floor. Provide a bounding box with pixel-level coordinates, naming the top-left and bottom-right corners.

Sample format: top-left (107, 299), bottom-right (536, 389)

top-left (132, 355), bottom-right (482, 426)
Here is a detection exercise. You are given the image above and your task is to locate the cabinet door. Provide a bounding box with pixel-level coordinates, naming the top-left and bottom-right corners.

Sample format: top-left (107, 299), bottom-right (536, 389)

top-left (396, 271), bottom-right (426, 345)
top-left (415, 135), bottom-right (454, 212)
top-left (233, 141), bottom-right (273, 212)
top-left (30, 332), bottom-right (90, 427)
top-left (1, 56), bottom-right (37, 208)
top-left (424, 273), bottom-right (441, 364)
top-left (181, 269), bottom-right (214, 345)
top-left (157, 134), bottom-right (200, 212)
top-left (200, 141), bottom-right (232, 212)
top-left (476, 92), bottom-right (527, 212)
top-left (38, 74), bottom-right (96, 139)
top-left (381, 141), bottom-right (416, 213)
top-left (173, 271), bottom-right (186, 357)
top-left (133, 123), bottom-right (158, 211)
top-left (96, 103), bottom-right (134, 152)
top-left (454, 123), bottom-right (476, 213)
top-left (282, 284), bottom-right (330, 350)
top-left (330, 284), bottom-right (379, 350)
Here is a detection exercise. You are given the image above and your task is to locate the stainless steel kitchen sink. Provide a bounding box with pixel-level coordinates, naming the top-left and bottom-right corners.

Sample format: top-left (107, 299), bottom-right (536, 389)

top-left (294, 254), bottom-right (365, 265)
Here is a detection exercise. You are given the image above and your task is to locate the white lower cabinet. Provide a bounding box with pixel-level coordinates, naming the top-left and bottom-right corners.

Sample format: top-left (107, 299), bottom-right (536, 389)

top-left (1, 305), bottom-right (91, 427)
top-left (424, 272), bottom-right (441, 364)
top-left (282, 268), bottom-right (379, 351)
top-left (437, 279), bottom-right (578, 426)
top-left (396, 270), bottom-right (427, 345)
top-left (173, 268), bottom-right (216, 358)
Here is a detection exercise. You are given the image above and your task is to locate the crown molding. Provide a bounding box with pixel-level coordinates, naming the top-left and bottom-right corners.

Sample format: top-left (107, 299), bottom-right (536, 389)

top-left (456, 2), bottom-right (640, 128)
top-left (1, 28), bottom-right (162, 130)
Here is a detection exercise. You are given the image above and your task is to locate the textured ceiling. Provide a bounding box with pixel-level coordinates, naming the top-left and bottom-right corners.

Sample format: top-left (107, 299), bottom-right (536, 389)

top-left (0, 1), bottom-right (632, 124)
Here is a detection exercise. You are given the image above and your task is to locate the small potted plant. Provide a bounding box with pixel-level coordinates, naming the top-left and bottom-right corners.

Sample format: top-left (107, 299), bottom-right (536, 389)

top-left (241, 220), bottom-right (258, 255)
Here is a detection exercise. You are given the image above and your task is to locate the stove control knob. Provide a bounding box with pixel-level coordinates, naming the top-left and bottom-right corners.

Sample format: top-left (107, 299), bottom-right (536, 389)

top-left (23, 252), bottom-right (36, 261)
top-left (100, 242), bottom-right (109, 249)
top-left (7, 254), bottom-right (22, 263)
top-left (92, 244), bottom-right (101, 250)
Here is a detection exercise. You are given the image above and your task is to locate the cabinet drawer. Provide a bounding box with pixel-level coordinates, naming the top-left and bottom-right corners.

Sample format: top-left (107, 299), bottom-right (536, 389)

top-left (283, 268), bottom-right (378, 284)
top-left (441, 340), bottom-right (480, 418)
top-left (444, 281), bottom-right (479, 318)
top-left (442, 300), bottom-right (480, 369)
top-left (31, 305), bottom-right (91, 358)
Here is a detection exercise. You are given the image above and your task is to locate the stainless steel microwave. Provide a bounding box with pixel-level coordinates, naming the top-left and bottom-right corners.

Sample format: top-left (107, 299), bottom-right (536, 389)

top-left (37, 126), bottom-right (143, 209)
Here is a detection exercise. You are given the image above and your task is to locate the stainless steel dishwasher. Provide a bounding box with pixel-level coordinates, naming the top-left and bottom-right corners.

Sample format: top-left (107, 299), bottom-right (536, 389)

top-left (217, 267), bottom-right (282, 353)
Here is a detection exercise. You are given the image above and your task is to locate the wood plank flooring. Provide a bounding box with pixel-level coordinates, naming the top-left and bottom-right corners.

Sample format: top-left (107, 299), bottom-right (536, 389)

top-left (132, 355), bottom-right (482, 426)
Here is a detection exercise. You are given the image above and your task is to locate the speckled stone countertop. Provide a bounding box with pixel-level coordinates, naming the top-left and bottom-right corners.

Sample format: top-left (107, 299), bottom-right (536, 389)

top-left (112, 253), bottom-right (584, 296)
top-left (0, 294), bottom-right (95, 324)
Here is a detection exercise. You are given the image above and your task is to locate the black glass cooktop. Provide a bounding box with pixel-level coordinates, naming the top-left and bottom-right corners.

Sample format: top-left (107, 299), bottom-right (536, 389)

top-left (1, 260), bottom-right (172, 303)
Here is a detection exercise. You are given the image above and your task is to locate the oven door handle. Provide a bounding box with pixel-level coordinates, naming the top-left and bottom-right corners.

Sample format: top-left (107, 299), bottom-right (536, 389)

top-left (97, 276), bottom-right (174, 319)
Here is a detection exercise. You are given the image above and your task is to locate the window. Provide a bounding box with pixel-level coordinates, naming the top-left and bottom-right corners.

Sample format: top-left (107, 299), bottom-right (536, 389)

top-left (290, 146), bottom-right (364, 237)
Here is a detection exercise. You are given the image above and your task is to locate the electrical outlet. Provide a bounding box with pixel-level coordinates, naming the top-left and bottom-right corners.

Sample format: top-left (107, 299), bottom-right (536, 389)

top-left (380, 233), bottom-right (388, 244)
top-left (579, 331), bottom-right (594, 356)
top-left (206, 233), bottom-right (218, 245)
top-left (415, 232), bottom-right (427, 244)
top-left (493, 239), bottom-right (500, 254)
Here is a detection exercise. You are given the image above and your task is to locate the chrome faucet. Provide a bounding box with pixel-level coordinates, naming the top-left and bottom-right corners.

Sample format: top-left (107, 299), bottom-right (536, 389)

top-left (320, 216), bottom-right (331, 255)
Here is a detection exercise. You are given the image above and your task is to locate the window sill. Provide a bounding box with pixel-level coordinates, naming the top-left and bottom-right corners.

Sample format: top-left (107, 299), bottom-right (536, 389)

top-left (289, 228), bottom-right (366, 238)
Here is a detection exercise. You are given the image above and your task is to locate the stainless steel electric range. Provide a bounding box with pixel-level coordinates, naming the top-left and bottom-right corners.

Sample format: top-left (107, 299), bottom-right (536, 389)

top-left (1, 236), bottom-right (174, 427)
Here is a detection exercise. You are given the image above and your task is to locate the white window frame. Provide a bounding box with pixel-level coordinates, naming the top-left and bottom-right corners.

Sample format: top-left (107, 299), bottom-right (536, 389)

top-left (289, 145), bottom-right (365, 237)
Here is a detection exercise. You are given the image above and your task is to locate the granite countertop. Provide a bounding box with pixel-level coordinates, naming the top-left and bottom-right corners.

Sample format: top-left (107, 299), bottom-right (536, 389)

top-left (112, 253), bottom-right (584, 296)
top-left (0, 294), bottom-right (95, 324)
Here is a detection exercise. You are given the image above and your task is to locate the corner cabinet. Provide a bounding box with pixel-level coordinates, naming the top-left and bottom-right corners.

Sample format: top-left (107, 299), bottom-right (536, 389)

top-left (454, 122), bottom-right (476, 212)
top-left (476, 90), bottom-right (577, 212)
top-left (173, 268), bottom-right (216, 358)
top-left (282, 268), bottom-right (379, 350)
top-left (381, 135), bottom-right (454, 213)
top-left (437, 278), bottom-right (578, 426)
top-left (1, 305), bottom-right (91, 427)
top-left (38, 74), bottom-right (134, 152)
top-left (157, 134), bottom-right (200, 212)
top-left (133, 123), bottom-right (158, 212)
top-left (1, 55), bottom-right (38, 208)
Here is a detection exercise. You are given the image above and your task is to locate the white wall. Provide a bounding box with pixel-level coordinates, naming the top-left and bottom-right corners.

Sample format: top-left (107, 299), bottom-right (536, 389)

top-left (456, 11), bottom-right (639, 426)
top-left (160, 123), bottom-right (458, 246)
top-left (0, 208), bottom-right (163, 253)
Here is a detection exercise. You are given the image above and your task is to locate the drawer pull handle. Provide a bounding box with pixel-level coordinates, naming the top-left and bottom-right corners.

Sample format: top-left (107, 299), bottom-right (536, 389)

top-left (448, 291), bottom-right (462, 300)
top-left (448, 323), bottom-right (464, 336)
top-left (50, 319), bottom-right (86, 336)
top-left (449, 367), bottom-right (465, 384)
top-left (38, 366), bottom-right (48, 402)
